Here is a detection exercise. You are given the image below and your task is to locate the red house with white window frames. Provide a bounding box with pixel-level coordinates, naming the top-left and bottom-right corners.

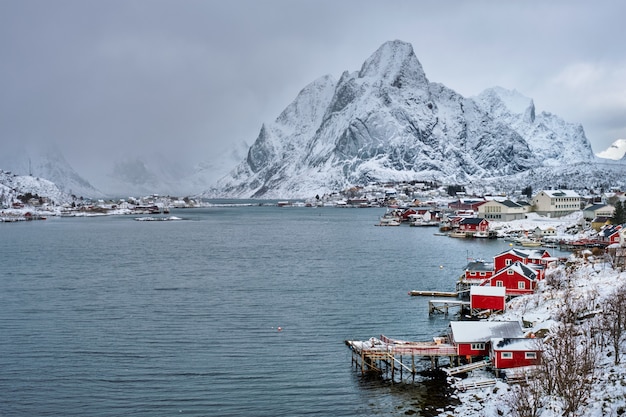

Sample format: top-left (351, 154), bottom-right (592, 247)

top-left (599, 224), bottom-right (622, 245)
top-left (493, 248), bottom-right (553, 280)
top-left (490, 337), bottom-right (541, 369)
top-left (458, 217), bottom-right (490, 234)
top-left (448, 321), bottom-right (524, 359)
top-left (481, 261), bottom-right (537, 296)
top-left (463, 260), bottom-right (494, 284)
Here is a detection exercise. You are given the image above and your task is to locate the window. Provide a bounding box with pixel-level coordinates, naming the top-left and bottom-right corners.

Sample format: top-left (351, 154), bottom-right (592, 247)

top-left (480, 272), bottom-right (486, 277)
top-left (518, 281), bottom-right (526, 289)
top-left (501, 352), bottom-right (513, 359)
top-left (505, 259), bottom-right (512, 266)
top-left (525, 352), bottom-right (537, 359)
top-left (471, 343), bottom-right (485, 351)
top-left (496, 281), bottom-right (504, 287)
top-left (507, 270), bottom-right (514, 275)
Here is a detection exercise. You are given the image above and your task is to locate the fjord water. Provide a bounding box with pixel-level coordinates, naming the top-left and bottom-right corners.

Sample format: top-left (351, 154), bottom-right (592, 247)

top-left (1, 205), bottom-right (520, 416)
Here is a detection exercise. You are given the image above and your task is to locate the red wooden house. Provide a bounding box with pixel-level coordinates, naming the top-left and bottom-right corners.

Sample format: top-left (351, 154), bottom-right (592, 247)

top-left (470, 285), bottom-right (506, 312)
top-left (463, 260), bottom-right (494, 284)
top-left (493, 248), bottom-right (554, 280)
top-left (448, 321), bottom-right (523, 359)
top-left (599, 224), bottom-right (622, 245)
top-left (490, 337), bottom-right (541, 369)
top-left (481, 261), bottom-right (538, 296)
top-left (458, 218), bottom-right (490, 235)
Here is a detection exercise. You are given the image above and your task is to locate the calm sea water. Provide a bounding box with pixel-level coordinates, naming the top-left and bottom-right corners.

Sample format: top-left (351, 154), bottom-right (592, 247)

top-left (0, 205), bottom-right (538, 416)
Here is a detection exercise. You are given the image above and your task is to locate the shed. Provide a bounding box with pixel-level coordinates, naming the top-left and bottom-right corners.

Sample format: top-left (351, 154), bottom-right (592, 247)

top-left (470, 285), bottom-right (506, 312)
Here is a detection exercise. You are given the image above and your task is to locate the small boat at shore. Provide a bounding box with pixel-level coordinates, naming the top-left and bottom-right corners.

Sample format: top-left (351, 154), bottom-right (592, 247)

top-left (519, 239), bottom-right (542, 247)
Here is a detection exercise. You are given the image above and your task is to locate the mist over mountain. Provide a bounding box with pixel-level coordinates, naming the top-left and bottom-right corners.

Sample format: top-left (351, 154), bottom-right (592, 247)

top-left (202, 40), bottom-right (616, 199)
top-left (0, 145), bottom-right (104, 199)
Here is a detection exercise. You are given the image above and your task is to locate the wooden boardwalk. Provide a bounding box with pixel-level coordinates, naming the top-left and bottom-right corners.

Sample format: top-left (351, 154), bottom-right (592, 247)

top-left (345, 335), bottom-right (458, 381)
top-left (443, 359), bottom-right (491, 376)
top-left (428, 299), bottom-right (470, 315)
top-left (409, 290), bottom-right (458, 297)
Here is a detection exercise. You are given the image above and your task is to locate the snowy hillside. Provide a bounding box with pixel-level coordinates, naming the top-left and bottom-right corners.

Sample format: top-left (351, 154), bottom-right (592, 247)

top-left (202, 40), bottom-right (609, 199)
top-left (0, 170), bottom-right (71, 207)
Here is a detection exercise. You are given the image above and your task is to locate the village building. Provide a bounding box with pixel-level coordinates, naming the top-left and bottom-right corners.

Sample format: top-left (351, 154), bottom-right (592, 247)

top-left (478, 199), bottom-right (527, 222)
top-left (463, 260), bottom-right (495, 284)
top-left (481, 261), bottom-right (538, 296)
top-left (470, 285), bottom-right (506, 313)
top-left (448, 198), bottom-right (486, 212)
top-left (493, 248), bottom-right (554, 280)
top-left (490, 337), bottom-right (541, 370)
top-left (531, 189), bottom-right (581, 218)
top-left (583, 203), bottom-right (615, 221)
top-left (448, 321), bottom-right (524, 359)
top-left (456, 217), bottom-right (491, 237)
top-left (598, 224), bottom-right (623, 245)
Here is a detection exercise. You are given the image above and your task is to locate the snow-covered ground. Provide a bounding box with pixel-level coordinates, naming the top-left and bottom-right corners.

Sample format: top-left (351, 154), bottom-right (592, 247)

top-left (439, 250), bottom-right (626, 417)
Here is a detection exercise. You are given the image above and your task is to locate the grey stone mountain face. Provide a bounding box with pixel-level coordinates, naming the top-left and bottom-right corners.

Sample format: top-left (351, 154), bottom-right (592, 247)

top-left (206, 40), bottom-right (599, 199)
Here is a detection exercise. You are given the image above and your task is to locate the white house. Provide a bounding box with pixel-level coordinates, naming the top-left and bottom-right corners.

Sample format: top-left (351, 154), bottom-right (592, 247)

top-left (478, 199), bottom-right (527, 221)
top-left (531, 190), bottom-right (581, 218)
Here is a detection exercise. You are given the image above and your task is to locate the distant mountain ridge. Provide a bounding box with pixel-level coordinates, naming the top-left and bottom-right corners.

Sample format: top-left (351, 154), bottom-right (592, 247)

top-left (203, 40), bottom-right (606, 199)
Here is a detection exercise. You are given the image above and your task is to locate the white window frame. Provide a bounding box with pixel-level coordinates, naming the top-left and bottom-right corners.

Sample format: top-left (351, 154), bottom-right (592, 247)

top-left (496, 281), bottom-right (504, 287)
top-left (518, 281), bottom-right (526, 289)
top-left (525, 352), bottom-right (537, 359)
top-left (501, 352), bottom-right (513, 359)
top-left (470, 343), bottom-right (485, 351)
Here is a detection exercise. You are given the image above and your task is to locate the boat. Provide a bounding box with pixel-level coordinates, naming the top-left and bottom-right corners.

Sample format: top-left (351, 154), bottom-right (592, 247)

top-left (519, 239), bottom-right (542, 247)
top-left (377, 217), bottom-right (401, 226)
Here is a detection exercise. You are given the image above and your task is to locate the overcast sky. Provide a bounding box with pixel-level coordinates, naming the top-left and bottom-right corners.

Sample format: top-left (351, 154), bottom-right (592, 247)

top-left (1, 0), bottom-right (625, 182)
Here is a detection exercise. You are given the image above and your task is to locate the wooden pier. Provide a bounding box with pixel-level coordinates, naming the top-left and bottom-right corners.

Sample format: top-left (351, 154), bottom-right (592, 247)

top-left (409, 290), bottom-right (459, 297)
top-left (428, 299), bottom-right (470, 315)
top-left (345, 335), bottom-right (458, 381)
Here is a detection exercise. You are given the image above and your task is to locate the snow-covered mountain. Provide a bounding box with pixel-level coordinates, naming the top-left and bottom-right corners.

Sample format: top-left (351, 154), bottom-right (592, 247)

top-left (596, 139), bottom-right (626, 160)
top-left (202, 40), bottom-right (605, 199)
top-left (0, 145), bottom-right (104, 199)
top-left (0, 170), bottom-right (71, 207)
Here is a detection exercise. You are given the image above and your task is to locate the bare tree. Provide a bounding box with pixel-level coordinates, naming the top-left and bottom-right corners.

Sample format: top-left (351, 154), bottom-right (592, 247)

top-left (506, 367), bottom-right (543, 417)
top-left (602, 283), bottom-right (626, 365)
top-left (538, 318), bottom-right (600, 416)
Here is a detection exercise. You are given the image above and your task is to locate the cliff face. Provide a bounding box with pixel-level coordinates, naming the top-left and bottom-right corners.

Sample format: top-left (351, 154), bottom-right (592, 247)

top-left (206, 40), bottom-right (597, 198)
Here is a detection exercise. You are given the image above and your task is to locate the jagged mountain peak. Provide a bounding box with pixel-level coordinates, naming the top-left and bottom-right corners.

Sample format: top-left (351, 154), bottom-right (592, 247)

top-left (204, 40), bottom-right (600, 199)
top-left (358, 40), bottom-right (428, 90)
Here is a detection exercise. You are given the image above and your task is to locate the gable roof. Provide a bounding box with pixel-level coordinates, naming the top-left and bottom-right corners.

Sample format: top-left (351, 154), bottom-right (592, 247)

top-left (599, 224), bottom-right (622, 237)
top-left (460, 217), bottom-right (486, 225)
top-left (492, 261), bottom-right (538, 280)
top-left (464, 260), bottom-right (494, 272)
top-left (501, 200), bottom-right (523, 208)
top-left (496, 248), bottom-right (550, 260)
top-left (585, 203), bottom-right (608, 211)
top-left (449, 321), bottom-right (523, 343)
top-left (491, 337), bottom-right (540, 351)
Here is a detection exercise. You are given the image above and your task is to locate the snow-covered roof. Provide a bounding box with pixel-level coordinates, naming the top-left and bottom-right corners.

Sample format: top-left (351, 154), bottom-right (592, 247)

top-left (465, 261), bottom-right (494, 272)
top-left (540, 189), bottom-right (580, 198)
top-left (471, 286), bottom-right (506, 297)
top-left (449, 321), bottom-right (523, 343)
top-left (491, 337), bottom-right (540, 351)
